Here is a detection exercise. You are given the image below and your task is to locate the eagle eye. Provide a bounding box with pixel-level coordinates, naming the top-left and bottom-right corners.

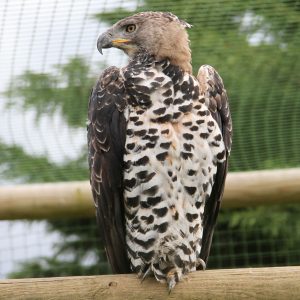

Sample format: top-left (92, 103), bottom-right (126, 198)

top-left (125, 24), bottom-right (136, 33)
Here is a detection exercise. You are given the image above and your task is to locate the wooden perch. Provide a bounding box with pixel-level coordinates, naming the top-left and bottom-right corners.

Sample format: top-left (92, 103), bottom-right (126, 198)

top-left (0, 168), bottom-right (300, 220)
top-left (0, 267), bottom-right (299, 300)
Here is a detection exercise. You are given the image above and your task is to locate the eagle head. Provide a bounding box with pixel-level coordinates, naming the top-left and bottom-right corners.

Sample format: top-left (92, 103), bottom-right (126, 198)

top-left (97, 12), bottom-right (192, 73)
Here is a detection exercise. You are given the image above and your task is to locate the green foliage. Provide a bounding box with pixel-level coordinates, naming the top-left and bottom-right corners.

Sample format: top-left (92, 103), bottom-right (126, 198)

top-left (5, 57), bottom-right (95, 127)
top-left (0, 141), bottom-right (88, 183)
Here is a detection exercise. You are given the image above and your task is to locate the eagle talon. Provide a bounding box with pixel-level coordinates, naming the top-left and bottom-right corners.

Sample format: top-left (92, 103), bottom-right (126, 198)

top-left (197, 258), bottom-right (207, 270)
top-left (140, 265), bottom-right (152, 283)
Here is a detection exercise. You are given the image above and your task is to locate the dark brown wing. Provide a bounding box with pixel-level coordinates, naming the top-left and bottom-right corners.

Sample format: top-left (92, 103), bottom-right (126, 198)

top-left (87, 66), bottom-right (130, 273)
top-left (197, 65), bottom-right (232, 266)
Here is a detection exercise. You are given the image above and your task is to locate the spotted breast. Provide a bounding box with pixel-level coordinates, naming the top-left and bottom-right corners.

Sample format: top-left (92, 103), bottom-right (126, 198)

top-left (121, 53), bottom-right (226, 286)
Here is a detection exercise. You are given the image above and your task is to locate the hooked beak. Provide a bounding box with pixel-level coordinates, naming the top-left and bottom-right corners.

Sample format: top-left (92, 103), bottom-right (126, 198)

top-left (97, 30), bottom-right (131, 55)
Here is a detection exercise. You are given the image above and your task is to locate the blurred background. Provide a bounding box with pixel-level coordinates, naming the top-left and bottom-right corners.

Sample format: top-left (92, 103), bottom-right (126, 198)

top-left (0, 0), bottom-right (300, 279)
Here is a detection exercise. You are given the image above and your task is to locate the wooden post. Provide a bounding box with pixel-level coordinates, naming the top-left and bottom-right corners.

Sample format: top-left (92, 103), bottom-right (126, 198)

top-left (0, 168), bottom-right (300, 220)
top-left (0, 267), bottom-right (299, 300)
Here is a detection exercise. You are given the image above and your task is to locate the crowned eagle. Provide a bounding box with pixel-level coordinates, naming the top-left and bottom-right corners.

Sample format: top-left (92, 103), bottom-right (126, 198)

top-left (88, 11), bottom-right (232, 291)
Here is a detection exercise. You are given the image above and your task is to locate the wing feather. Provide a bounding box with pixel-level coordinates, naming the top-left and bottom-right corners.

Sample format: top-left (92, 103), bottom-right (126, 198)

top-left (88, 66), bottom-right (130, 273)
top-left (197, 65), bottom-right (232, 266)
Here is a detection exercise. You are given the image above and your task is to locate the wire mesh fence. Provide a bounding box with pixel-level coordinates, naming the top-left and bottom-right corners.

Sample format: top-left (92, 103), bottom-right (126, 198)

top-left (0, 0), bottom-right (300, 279)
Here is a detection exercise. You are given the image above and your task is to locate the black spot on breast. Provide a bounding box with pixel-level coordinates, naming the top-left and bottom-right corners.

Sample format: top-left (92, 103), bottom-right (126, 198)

top-left (124, 178), bottom-right (136, 189)
top-left (126, 143), bottom-right (135, 150)
top-left (160, 142), bottom-right (171, 149)
top-left (130, 116), bottom-right (139, 122)
top-left (215, 134), bottom-right (222, 141)
top-left (144, 172), bottom-right (156, 183)
top-left (195, 201), bottom-right (202, 209)
top-left (163, 89), bottom-right (172, 97)
top-left (153, 107), bottom-right (166, 115)
top-left (174, 84), bottom-right (180, 94)
top-left (194, 104), bottom-right (202, 110)
top-left (155, 76), bottom-right (165, 82)
top-left (174, 255), bottom-right (184, 268)
top-left (126, 129), bottom-right (134, 136)
top-left (136, 110), bottom-right (145, 115)
top-left (134, 237), bottom-right (155, 249)
top-left (147, 196), bottom-right (161, 206)
top-left (183, 133), bottom-right (193, 140)
top-left (184, 186), bottom-right (197, 195)
top-left (202, 182), bottom-right (208, 192)
top-left (210, 141), bottom-right (219, 147)
top-left (178, 243), bottom-right (192, 255)
top-left (145, 71), bottom-right (155, 77)
top-left (187, 169), bottom-right (196, 176)
top-left (163, 83), bottom-right (173, 92)
top-left (173, 210), bottom-right (179, 220)
top-left (178, 103), bottom-right (193, 113)
top-left (156, 151), bottom-right (168, 161)
top-left (180, 81), bottom-right (189, 93)
top-left (200, 132), bottom-right (209, 139)
top-left (181, 152), bottom-right (193, 160)
top-left (168, 170), bottom-right (173, 177)
top-left (136, 170), bottom-right (148, 179)
top-left (127, 245), bottom-right (138, 259)
top-left (183, 143), bottom-right (194, 152)
top-left (186, 213), bottom-right (198, 222)
top-left (174, 98), bottom-right (184, 105)
top-left (137, 171), bottom-right (156, 183)
top-left (140, 201), bottom-right (150, 208)
top-left (163, 98), bottom-right (173, 105)
top-left (154, 222), bottom-right (169, 233)
top-left (143, 185), bottom-right (158, 196)
top-left (151, 82), bottom-right (161, 89)
top-left (217, 150), bottom-right (226, 160)
top-left (161, 129), bottom-right (169, 135)
top-left (135, 121), bottom-right (143, 126)
top-left (183, 121), bottom-right (192, 126)
top-left (172, 175), bottom-right (177, 182)
top-left (135, 85), bottom-right (151, 94)
top-left (132, 216), bottom-right (139, 225)
top-left (153, 206), bottom-right (168, 217)
top-left (208, 121), bottom-right (214, 127)
top-left (196, 119), bottom-right (205, 125)
top-left (148, 128), bottom-right (158, 134)
top-left (125, 210), bottom-right (135, 221)
top-left (134, 156), bottom-right (149, 166)
top-left (141, 214), bottom-right (154, 224)
top-left (145, 142), bottom-right (155, 149)
top-left (173, 112), bottom-right (182, 119)
top-left (153, 114), bottom-right (172, 123)
top-left (148, 135), bottom-right (159, 142)
top-left (139, 250), bottom-right (154, 262)
top-left (198, 110), bottom-right (208, 116)
top-left (126, 196), bottom-right (140, 207)
top-left (190, 125), bottom-right (199, 131)
top-left (134, 129), bottom-right (147, 137)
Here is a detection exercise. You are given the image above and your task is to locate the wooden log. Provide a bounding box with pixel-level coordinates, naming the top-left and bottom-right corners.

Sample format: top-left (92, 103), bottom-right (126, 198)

top-left (224, 168), bottom-right (300, 208)
top-left (0, 168), bottom-right (300, 220)
top-left (0, 181), bottom-right (94, 220)
top-left (0, 267), bottom-right (299, 300)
